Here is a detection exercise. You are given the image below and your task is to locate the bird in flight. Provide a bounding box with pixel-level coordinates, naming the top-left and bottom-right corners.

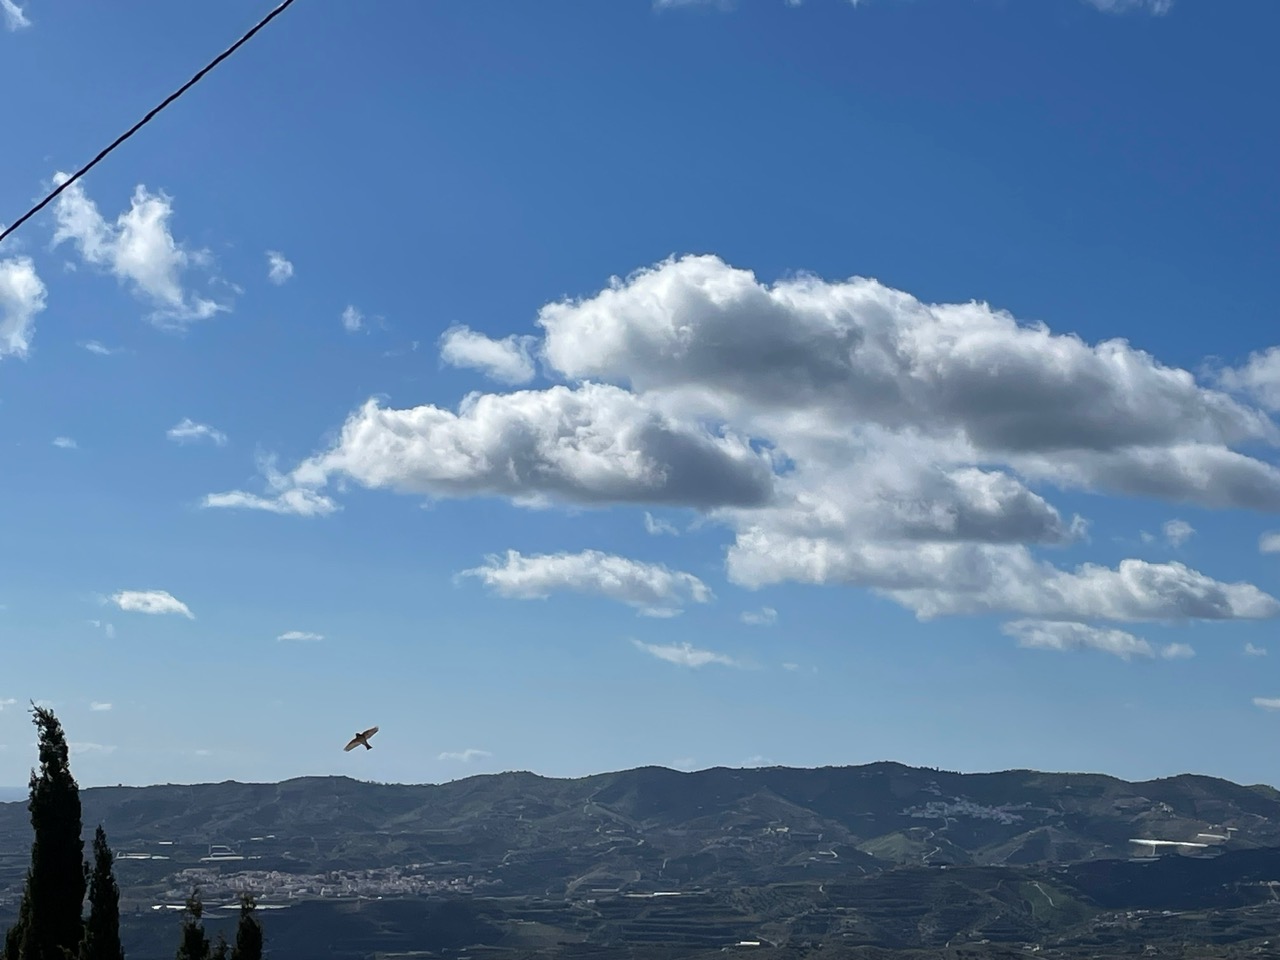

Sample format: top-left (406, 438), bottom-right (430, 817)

top-left (343, 726), bottom-right (379, 752)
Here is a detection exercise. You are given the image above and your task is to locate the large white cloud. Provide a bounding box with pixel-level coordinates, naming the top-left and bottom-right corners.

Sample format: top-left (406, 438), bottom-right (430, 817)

top-left (0, 256), bottom-right (46, 357)
top-left (211, 255), bottom-right (1280, 630)
top-left (282, 384), bottom-right (776, 509)
top-left (461, 549), bottom-right (712, 617)
top-left (50, 176), bottom-right (225, 327)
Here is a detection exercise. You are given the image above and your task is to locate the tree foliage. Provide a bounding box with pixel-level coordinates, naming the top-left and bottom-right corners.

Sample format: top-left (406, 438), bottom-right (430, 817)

top-left (79, 825), bottom-right (124, 960)
top-left (174, 890), bottom-right (210, 960)
top-left (229, 895), bottom-right (262, 960)
top-left (1, 704), bottom-right (88, 960)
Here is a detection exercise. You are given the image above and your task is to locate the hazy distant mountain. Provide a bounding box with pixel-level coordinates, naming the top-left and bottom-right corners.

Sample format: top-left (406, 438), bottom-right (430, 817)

top-left (0, 788), bottom-right (26, 803)
top-left (4, 762), bottom-right (1280, 958)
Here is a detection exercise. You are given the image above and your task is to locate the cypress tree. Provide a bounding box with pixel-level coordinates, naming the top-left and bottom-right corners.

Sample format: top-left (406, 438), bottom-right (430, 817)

top-left (2, 891), bottom-right (30, 960)
top-left (174, 890), bottom-right (210, 960)
top-left (79, 826), bottom-right (123, 960)
top-left (12, 705), bottom-right (87, 960)
top-left (228, 896), bottom-right (261, 960)
top-left (210, 935), bottom-right (228, 960)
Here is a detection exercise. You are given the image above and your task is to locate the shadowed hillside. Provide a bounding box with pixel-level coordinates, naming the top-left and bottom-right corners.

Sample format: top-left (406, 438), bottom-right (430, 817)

top-left (5, 762), bottom-right (1280, 958)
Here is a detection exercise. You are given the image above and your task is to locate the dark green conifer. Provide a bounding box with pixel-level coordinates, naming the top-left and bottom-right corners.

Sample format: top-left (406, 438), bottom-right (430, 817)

top-left (79, 826), bottom-right (123, 960)
top-left (228, 896), bottom-right (261, 960)
top-left (174, 890), bottom-right (210, 960)
top-left (4, 705), bottom-right (87, 960)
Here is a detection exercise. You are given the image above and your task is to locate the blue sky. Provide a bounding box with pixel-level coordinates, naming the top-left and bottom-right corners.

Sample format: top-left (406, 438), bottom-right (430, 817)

top-left (2, 0), bottom-right (1280, 791)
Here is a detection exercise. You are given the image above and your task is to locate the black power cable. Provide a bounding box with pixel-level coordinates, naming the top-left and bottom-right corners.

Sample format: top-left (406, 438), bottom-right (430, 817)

top-left (0, 0), bottom-right (301, 249)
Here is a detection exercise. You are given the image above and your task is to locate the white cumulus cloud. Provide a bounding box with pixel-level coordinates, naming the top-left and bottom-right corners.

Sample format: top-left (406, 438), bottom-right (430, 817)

top-left (286, 385), bottom-right (774, 510)
top-left (235, 255), bottom-right (1280, 628)
top-left (633, 639), bottom-right (740, 668)
top-left (1260, 532), bottom-right (1280, 554)
top-left (109, 589), bottom-right (193, 619)
top-left (51, 176), bottom-right (226, 327)
top-left (1162, 519), bottom-right (1194, 547)
top-left (439, 325), bottom-right (536, 385)
top-left (167, 418), bottom-right (228, 446)
top-left (461, 549), bottom-right (712, 617)
top-left (0, 256), bottom-right (47, 357)
top-left (1161, 642), bottom-right (1195, 660)
top-left (266, 250), bottom-right (294, 285)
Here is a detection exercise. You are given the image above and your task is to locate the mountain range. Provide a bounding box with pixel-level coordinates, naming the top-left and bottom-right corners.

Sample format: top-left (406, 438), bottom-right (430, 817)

top-left (4, 762), bottom-right (1280, 958)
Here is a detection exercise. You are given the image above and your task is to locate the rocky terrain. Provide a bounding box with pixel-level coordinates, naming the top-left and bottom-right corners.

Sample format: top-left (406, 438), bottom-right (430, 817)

top-left (4, 762), bottom-right (1280, 958)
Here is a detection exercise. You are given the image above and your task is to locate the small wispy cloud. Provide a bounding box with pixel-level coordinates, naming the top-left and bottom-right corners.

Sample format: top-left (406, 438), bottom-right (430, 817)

top-left (462, 549), bottom-right (712, 618)
top-left (277, 630), bottom-right (323, 642)
top-left (265, 250), bottom-right (294, 285)
top-left (741, 607), bottom-right (777, 626)
top-left (1253, 697), bottom-right (1280, 712)
top-left (50, 175), bottom-right (226, 327)
top-left (80, 340), bottom-right (121, 356)
top-left (653, 0), bottom-right (733, 10)
top-left (201, 453), bottom-right (338, 517)
top-left (52, 436), bottom-right (77, 450)
top-left (1245, 643), bottom-right (1268, 657)
top-left (1003, 620), bottom-right (1156, 661)
top-left (1261, 532), bottom-right (1280, 554)
top-left (89, 702), bottom-right (112, 712)
top-left (0, 698), bottom-right (16, 710)
top-left (166, 418), bottom-right (228, 446)
top-left (632, 639), bottom-right (740, 668)
top-left (1083, 0), bottom-right (1172, 13)
top-left (656, 0), bottom-right (1172, 15)
top-left (69, 742), bottom-right (116, 756)
top-left (1162, 519), bottom-right (1194, 547)
top-left (644, 512), bottom-right (679, 536)
top-left (109, 589), bottom-right (194, 619)
top-left (87, 619), bottom-right (116, 640)
top-left (341, 305), bottom-right (364, 333)
top-left (1, 0), bottom-right (31, 31)
top-left (1161, 642), bottom-right (1195, 660)
top-left (438, 748), bottom-right (492, 763)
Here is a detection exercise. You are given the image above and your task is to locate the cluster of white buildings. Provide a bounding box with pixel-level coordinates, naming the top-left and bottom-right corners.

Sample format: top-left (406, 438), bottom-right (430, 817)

top-left (160, 866), bottom-right (489, 903)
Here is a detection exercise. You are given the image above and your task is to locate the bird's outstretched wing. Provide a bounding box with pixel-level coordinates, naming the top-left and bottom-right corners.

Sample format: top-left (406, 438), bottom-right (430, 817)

top-left (343, 736), bottom-right (361, 752)
top-left (360, 726), bottom-right (379, 741)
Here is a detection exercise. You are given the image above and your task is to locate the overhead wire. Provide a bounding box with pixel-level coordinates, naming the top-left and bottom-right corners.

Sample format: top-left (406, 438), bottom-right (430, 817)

top-left (0, 0), bottom-right (302, 249)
